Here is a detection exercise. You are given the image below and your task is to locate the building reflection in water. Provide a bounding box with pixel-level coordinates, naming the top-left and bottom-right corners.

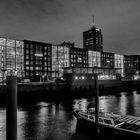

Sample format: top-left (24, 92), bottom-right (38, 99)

top-left (119, 92), bottom-right (128, 115)
top-left (131, 91), bottom-right (140, 116)
top-left (17, 102), bottom-right (77, 140)
top-left (0, 109), bottom-right (6, 140)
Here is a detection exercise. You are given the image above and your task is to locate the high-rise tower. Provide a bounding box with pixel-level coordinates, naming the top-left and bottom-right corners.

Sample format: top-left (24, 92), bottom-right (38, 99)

top-left (83, 17), bottom-right (103, 51)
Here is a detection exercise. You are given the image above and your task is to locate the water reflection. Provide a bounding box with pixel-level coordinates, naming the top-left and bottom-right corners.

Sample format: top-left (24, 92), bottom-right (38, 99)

top-left (133, 91), bottom-right (140, 116)
top-left (0, 109), bottom-right (6, 140)
top-left (119, 92), bottom-right (128, 114)
top-left (0, 91), bottom-right (140, 139)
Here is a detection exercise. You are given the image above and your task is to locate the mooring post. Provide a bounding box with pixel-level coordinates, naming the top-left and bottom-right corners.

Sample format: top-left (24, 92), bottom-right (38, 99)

top-left (6, 76), bottom-right (17, 140)
top-left (94, 73), bottom-right (99, 135)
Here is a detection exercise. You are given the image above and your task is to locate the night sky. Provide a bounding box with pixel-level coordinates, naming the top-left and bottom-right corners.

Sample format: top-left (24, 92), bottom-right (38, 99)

top-left (0, 0), bottom-right (140, 55)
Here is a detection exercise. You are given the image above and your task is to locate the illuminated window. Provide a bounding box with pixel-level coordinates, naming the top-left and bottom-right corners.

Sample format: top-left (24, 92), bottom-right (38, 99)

top-left (75, 76), bottom-right (78, 80)
top-left (78, 57), bottom-right (82, 63)
top-left (114, 54), bottom-right (124, 76)
top-left (88, 51), bottom-right (101, 67)
top-left (26, 55), bottom-right (29, 59)
top-left (30, 67), bottom-right (33, 70)
top-left (82, 76), bottom-right (85, 80)
top-left (26, 66), bottom-right (29, 70)
top-left (0, 38), bottom-right (24, 79)
top-left (26, 61), bottom-right (29, 65)
top-left (44, 62), bottom-right (47, 66)
top-left (52, 45), bottom-right (69, 77)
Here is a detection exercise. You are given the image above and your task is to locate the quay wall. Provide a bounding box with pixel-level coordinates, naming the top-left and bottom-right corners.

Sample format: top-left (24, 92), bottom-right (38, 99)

top-left (0, 80), bottom-right (140, 105)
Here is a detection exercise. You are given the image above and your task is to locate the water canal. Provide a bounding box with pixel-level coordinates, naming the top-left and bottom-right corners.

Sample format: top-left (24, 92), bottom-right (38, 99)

top-left (0, 91), bottom-right (140, 140)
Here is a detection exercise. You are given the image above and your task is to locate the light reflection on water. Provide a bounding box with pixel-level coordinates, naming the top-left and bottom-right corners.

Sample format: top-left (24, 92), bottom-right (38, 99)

top-left (0, 91), bottom-right (140, 140)
top-left (0, 109), bottom-right (6, 139)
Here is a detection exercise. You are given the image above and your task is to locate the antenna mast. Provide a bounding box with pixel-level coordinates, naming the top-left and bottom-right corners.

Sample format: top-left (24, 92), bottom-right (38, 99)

top-left (92, 15), bottom-right (95, 26)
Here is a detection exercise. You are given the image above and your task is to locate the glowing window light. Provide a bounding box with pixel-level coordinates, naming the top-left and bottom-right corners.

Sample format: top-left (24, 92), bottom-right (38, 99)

top-left (0, 38), bottom-right (6, 45)
top-left (8, 52), bottom-right (15, 55)
top-left (75, 76), bottom-right (78, 80)
top-left (35, 53), bottom-right (43, 57)
top-left (96, 28), bottom-right (100, 31)
top-left (82, 76), bottom-right (85, 80)
top-left (7, 39), bottom-right (15, 46)
top-left (16, 41), bottom-right (23, 47)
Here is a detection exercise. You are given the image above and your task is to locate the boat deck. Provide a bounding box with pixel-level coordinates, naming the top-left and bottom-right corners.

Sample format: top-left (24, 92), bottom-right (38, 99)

top-left (88, 111), bottom-right (140, 131)
top-left (120, 122), bottom-right (140, 132)
top-left (107, 113), bottom-right (140, 133)
top-left (114, 114), bottom-right (140, 125)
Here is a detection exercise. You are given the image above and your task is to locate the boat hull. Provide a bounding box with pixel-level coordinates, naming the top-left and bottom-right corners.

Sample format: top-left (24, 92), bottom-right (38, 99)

top-left (73, 111), bottom-right (140, 139)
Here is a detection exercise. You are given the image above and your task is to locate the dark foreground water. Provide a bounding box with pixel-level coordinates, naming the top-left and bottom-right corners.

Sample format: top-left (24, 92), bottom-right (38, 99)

top-left (1, 91), bottom-right (140, 140)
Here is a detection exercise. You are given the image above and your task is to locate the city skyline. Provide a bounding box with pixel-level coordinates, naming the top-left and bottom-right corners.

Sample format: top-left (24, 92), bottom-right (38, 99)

top-left (0, 0), bottom-right (140, 55)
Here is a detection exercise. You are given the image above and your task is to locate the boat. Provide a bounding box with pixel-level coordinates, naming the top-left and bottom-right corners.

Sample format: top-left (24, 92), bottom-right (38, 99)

top-left (73, 108), bottom-right (140, 138)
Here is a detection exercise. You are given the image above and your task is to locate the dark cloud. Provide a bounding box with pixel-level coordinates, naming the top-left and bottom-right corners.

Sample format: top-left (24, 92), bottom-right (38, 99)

top-left (0, 0), bottom-right (140, 54)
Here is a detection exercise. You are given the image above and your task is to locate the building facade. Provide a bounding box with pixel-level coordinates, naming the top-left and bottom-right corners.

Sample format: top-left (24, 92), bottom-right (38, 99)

top-left (101, 52), bottom-right (114, 68)
top-left (52, 45), bottom-right (70, 78)
top-left (70, 47), bottom-right (88, 68)
top-left (88, 50), bottom-right (101, 67)
top-left (24, 40), bottom-right (52, 81)
top-left (83, 26), bottom-right (103, 52)
top-left (0, 34), bottom-right (140, 82)
top-left (114, 54), bottom-right (124, 77)
top-left (63, 67), bottom-right (120, 89)
top-left (0, 38), bottom-right (24, 82)
top-left (51, 43), bottom-right (88, 78)
top-left (124, 55), bottom-right (135, 79)
top-left (132, 55), bottom-right (140, 72)
top-left (132, 55), bottom-right (140, 79)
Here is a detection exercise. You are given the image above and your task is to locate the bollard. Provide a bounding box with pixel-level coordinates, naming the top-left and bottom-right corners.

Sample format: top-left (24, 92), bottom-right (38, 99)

top-left (6, 76), bottom-right (17, 140)
top-left (94, 74), bottom-right (99, 135)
